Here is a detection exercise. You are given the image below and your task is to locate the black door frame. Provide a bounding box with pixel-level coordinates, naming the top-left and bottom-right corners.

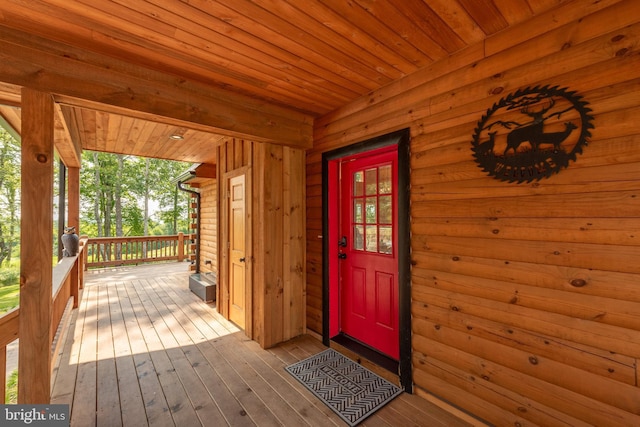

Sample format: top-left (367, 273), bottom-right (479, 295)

top-left (321, 128), bottom-right (412, 393)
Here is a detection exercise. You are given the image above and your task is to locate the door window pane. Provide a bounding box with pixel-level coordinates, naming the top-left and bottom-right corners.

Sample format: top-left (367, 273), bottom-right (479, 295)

top-left (353, 171), bottom-right (364, 196)
top-left (365, 197), bottom-right (376, 223)
top-left (365, 168), bottom-right (377, 195)
top-left (365, 226), bottom-right (377, 252)
top-left (379, 226), bottom-right (392, 254)
top-left (379, 195), bottom-right (391, 224)
top-left (379, 164), bottom-right (392, 194)
top-left (354, 225), bottom-right (364, 250)
top-left (353, 199), bottom-right (363, 223)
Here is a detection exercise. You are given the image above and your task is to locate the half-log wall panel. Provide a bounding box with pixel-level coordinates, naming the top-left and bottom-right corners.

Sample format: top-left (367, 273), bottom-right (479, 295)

top-left (306, 1), bottom-right (640, 425)
top-left (199, 179), bottom-right (217, 274)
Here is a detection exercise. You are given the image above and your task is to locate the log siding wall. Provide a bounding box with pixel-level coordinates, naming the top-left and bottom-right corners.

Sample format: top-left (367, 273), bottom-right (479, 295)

top-left (305, 0), bottom-right (640, 425)
top-left (198, 179), bottom-right (217, 274)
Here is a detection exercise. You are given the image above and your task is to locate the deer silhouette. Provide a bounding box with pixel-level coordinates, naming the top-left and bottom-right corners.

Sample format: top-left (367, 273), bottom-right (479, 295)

top-left (503, 100), bottom-right (560, 155)
top-left (477, 131), bottom-right (497, 155)
top-left (532, 122), bottom-right (577, 152)
top-left (504, 118), bottom-right (577, 155)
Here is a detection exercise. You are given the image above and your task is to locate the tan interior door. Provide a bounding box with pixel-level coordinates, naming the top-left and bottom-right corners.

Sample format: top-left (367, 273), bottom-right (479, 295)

top-left (229, 174), bottom-right (246, 329)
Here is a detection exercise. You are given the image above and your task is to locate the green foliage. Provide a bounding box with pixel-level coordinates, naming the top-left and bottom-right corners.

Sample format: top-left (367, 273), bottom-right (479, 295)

top-left (123, 202), bottom-right (144, 235)
top-left (5, 370), bottom-right (18, 404)
top-left (0, 128), bottom-right (20, 267)
top-left (0, 121), bottom-right (192, 269)
top-left (80, 151), bottom-right (191, 238)
top-left (0, 258), bottom-right (20, 316)
top-left (0, 285), bottom-right (19, 315)
top-left (0, 264), bottom-right (19, 287)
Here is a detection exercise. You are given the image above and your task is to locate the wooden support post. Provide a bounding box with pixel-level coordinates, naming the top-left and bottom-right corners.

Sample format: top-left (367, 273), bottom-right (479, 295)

top-left (67, 166), bottom-right (80, 234)
top-left (57, 160), bottom-right (66, 261)
top-left (19, 87), bottom-right (54, 404)
top-left (178, 232), bottom-right (185, 261)
top-left (68, 166), bottom-right (81, 303)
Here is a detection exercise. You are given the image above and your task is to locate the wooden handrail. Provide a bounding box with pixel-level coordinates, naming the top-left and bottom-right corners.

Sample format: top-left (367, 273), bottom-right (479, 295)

top-left (0, 308), bottom-right (19, 403)
top-left (0, 308), bottom-right (19, 350)
top-left (51, 238), bottom-right (86, 368)
top-left (0, 237), bottom-right (87, 403)
top-left (85, 233), bottom-right (188, 269)
top-left (52, 256), bottom-right (77, 298)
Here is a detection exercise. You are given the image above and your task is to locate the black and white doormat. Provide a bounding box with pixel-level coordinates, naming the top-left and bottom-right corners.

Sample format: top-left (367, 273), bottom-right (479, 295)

top-left (285, 349), bottom-right (402, 426)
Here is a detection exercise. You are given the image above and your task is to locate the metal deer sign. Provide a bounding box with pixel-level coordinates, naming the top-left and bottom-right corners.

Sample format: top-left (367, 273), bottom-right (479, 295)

top-left (471, 86), bottom-right (594, 183)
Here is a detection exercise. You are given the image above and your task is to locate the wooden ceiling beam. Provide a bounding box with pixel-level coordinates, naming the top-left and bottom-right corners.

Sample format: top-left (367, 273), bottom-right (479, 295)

top-left (0, 25), bottom-right (313, 149)
top-left (0, 81), bottom-right (21, 107)
top-left (0, 105), bottom-right (20, 140)
top-left (194, 163), bottom-right (216, 179)
top-left (54, 103), bottom-right (81, 168)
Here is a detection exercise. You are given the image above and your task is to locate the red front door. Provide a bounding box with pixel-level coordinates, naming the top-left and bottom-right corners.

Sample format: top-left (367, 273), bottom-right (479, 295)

top-left (338, 146), bottom-right (399, 359)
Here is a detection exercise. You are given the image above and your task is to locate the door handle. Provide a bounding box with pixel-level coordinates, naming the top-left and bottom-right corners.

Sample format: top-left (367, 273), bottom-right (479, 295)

top-left (338, 253), bottom-right (347, 259)
top-left (339, 236), bottom-right (347, 247)
top-left (239, 257), bottom-right (246, 262)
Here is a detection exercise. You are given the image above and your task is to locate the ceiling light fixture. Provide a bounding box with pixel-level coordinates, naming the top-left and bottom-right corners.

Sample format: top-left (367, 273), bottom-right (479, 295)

top-left (169, 134), bottom-right (184, 140)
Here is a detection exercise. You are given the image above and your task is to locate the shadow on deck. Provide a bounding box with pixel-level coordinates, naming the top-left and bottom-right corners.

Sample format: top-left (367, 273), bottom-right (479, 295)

top-left (51, 262), bottom-right (475, 426)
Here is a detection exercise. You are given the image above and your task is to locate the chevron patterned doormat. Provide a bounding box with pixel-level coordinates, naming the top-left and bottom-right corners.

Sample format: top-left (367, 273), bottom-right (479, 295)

top-left (285, 349), bottom-right (402, 426)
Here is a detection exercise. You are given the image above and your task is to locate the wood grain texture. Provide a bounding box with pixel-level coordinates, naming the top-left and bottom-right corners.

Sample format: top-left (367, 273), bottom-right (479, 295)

top-left (198, 179), bottom-right (218, 274)
top-left (0, 25), bottom-right (313, 148)
top-left (0, 0), bottom-right (556, 118)
top-left (250, 142), bottom-right (306, 348)
top-left (0, 0), bottom-right (579, 162)
top-left (49, 263), bottom-right (472, 426)
top-left (18, 88), bottom-right (54, 404)
top-left (306, 1), bottom-right (640, 424)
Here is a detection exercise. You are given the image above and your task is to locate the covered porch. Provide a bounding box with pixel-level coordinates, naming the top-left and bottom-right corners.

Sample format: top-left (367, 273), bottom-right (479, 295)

top-left (50, 262), bottom-right (475, 426)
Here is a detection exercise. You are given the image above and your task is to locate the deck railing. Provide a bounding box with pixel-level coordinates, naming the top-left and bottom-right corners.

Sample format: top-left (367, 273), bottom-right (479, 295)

top-left (85, 233), bottom-right (189, 269)
top-left (0, 237), bottom-right (87, 403)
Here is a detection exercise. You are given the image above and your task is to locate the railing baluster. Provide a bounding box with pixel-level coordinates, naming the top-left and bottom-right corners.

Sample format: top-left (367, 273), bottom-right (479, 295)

top-left (83, 235), bottom-right (184, 268)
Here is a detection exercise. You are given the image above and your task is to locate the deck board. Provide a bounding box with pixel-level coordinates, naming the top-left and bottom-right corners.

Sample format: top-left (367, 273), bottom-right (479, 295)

top-left (50, 296), bottom-right (82, 409)
top-left (109, 282), bottom-right (149, 427)
top-left (127, 278), bottom-right (201, 427)
top-left (117, 282), bottom-right (173, 427)
top-left (71, 284), bottom-right (98, 427)
top-left (97, 283), bottom-right (122, 427)
top-left (52, 262), bottom-right (475, 426)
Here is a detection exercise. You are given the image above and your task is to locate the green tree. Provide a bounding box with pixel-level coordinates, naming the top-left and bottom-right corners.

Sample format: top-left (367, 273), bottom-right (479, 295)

top-left (0, 128), bottom-right (20, 266)
top-left (80, 151), bottom-right (190, 238)
top-left (151, 159), bottom-right (190, 234)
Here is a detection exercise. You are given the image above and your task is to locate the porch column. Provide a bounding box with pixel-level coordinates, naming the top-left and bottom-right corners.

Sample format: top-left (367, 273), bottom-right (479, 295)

top-left (68, 166), bottom-right (81, 307)
top-left (68, 166), bottom-right (80, 234)
top-left (18, 88), bottom-right (55, 404)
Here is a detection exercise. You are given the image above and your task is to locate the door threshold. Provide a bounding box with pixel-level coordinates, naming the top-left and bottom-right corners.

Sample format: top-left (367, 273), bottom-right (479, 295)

top-left (331, 334), bottom-right (399, 374)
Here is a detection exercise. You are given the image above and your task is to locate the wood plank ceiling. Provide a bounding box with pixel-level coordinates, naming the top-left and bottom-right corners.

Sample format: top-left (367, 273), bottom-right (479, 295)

top-left (0, 0), bottom-right (567, 164)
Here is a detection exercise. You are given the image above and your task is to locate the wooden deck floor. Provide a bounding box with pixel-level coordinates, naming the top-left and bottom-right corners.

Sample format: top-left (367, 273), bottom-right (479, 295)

top-left (51, 262), bottom-right (475, 427)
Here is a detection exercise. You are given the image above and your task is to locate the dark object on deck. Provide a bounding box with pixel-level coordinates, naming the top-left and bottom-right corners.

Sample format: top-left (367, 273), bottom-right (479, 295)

top-left (189, 272), bottom-right (216, 302)
top-left (61, 226), bottom-right (79, 257)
